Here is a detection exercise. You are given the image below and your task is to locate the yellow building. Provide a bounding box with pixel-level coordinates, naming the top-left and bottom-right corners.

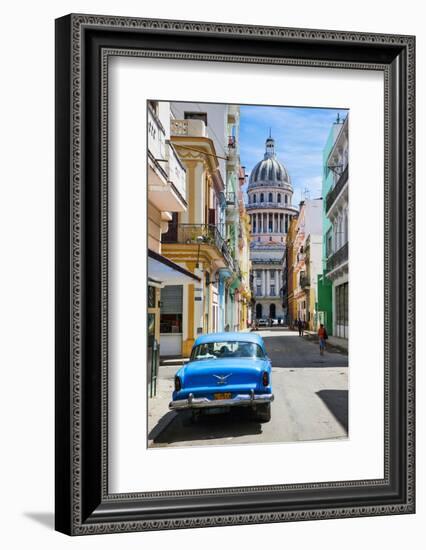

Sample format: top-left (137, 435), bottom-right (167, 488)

top-left (285, 200), bottom-right (323, 330)
top-left (237, 169), bottom-right (252, 329)
top-left (161, 116), bottom-right (233, 357)
top-left (286, 215), bottom-right (299, 326)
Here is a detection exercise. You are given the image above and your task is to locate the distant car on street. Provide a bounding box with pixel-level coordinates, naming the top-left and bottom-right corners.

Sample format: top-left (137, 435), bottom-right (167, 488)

top-left (169, 332), bottom-right (273, 422)
top-left (256, 318), bottom-right (268, 327)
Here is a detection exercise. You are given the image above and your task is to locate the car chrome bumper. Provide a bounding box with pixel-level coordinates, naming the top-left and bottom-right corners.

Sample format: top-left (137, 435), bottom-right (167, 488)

top-left (169, 390), bottom-right (274, 411)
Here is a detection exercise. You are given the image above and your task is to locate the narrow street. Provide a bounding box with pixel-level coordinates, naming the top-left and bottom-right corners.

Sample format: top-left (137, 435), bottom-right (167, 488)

top-left (148, 328), bottom-right (348, 448)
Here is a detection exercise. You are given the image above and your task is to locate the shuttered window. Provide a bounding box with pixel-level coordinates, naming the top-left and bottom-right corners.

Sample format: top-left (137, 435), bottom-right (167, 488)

top-left (160, 285), bottom-right (183, 314)
top-left (160, 285), bottom-right (183, 333)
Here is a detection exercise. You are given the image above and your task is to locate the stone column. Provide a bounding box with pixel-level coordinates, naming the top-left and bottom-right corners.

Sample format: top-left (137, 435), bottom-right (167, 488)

top-left (266, 269), bottom-right (270, 296)
top-left (275, 269), bottom-right (279, 290)
top-left (261, 269), bottom-right (266, 296)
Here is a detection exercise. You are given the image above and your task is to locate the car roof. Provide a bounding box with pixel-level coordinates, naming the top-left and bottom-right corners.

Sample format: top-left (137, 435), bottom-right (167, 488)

top-left (194, 331), bottom-right (264, 347)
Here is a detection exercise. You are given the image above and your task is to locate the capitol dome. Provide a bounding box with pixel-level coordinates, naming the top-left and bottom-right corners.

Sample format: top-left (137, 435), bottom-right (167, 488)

top-left (248, 135), bottom-right (292, 189)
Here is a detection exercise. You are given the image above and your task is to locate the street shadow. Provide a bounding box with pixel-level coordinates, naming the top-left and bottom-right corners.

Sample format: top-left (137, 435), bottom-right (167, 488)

top-left (148, 410), bottom-right (178, 441)
top-left (263, 335), bottom-right (348, 369)
top-left (150, 408), bottom-right (262, 445)
top-left (316, 389), bottom-right (348, 433)
top-left (23, 512), bottom-right (54, 530)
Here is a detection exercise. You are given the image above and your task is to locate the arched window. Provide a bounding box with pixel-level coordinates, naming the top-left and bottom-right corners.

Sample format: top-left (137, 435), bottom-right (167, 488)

top-left (277, 193), bottom-right (281, 203)
top-left (285, 194), bottom-right (288, 204)
top-left (253, 194), bottom-right (257, 203)
top-left (268, 192), bottom-right (273, 202)
top-left (260, 193), bottom-right (264, 203)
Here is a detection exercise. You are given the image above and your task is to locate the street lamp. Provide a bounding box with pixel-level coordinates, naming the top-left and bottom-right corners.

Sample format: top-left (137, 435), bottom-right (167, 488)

top-left (195, 235), bottom-right (204, 269)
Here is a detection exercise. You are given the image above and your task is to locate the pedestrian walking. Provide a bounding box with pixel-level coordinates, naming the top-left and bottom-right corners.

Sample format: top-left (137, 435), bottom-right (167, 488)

top-left (297, 318), bottom-right (303, 336)
top-left (318, 323), bottom-right (328, 355)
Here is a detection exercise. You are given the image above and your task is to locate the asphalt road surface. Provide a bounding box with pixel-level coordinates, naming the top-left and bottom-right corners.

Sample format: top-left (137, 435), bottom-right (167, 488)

top-left (148, 329), bottom-right (348, 448)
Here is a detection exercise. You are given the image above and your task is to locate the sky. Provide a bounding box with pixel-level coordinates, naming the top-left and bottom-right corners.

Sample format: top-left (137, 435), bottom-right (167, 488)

top-left (239, 105), bottom-right (349, 203)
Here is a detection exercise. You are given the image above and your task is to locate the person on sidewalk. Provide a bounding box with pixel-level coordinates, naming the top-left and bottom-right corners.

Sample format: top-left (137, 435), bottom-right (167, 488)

top-left (297, 318), bottom-right (303, 336)
top-left (318, 323), bottom-right (328, 355)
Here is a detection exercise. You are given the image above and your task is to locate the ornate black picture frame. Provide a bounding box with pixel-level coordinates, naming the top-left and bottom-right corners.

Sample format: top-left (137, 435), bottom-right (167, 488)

top-left (55, 14), bottom-right (415, 535)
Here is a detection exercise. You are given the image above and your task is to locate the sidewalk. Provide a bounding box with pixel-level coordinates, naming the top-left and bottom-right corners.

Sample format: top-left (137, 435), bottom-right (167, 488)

top-left (303, 330), bottom-right (348, 353)
top-left (147, 370), bottom-right (177, 444)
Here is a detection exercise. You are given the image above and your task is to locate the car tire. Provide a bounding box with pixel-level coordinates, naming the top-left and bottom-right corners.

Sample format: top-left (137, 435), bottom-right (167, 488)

top-left (256, 403), bottom-right (271, 423)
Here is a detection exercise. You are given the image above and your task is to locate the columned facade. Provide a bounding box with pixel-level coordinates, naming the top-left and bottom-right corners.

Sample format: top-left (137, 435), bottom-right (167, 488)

top-left (247, 135), bottom-right (297, 321)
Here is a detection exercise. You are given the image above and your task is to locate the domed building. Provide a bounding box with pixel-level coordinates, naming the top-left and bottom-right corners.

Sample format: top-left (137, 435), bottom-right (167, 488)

top-left (247, 134), bottom-right (298, 322)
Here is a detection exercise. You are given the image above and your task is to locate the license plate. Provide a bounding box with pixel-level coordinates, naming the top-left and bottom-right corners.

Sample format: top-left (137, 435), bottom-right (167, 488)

top-left (214, 392), bottom-right (231, 400)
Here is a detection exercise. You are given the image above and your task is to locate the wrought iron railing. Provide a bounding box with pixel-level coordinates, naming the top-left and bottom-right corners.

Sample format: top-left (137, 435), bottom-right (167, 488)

top-left (162, 223), bottom-right (234, 270)
top-left (326, 241), bottom-right (349, 272)
top-left (326, 164), bottom-right (348, 212)
top-left (246, 202), bottom-right (292, 210)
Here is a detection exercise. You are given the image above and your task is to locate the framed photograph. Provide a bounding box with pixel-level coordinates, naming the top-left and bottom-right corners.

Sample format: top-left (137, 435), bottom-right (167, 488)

top-left (55, 14), bottom-right (415, 535)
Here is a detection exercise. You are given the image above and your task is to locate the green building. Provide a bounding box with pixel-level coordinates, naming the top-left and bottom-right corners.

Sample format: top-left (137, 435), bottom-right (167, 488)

top-left (316, 116), bottom-right (343, 335)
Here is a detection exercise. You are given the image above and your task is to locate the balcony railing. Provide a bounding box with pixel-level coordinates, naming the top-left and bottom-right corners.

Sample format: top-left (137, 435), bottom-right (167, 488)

top-left (148, 108), bottom-right (187, 206)
top-left (326, 242), bottom-right (349, 272)
top-left (162, 223), bottom-right (234, 270)
top-left (326, 164), bottom-right (348, 213)
top-left (246, 202), bottom-right (293, 210)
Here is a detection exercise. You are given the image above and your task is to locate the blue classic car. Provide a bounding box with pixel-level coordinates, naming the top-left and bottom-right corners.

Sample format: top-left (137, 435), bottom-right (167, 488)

top-left (169, 332), bottom-right (273, 422)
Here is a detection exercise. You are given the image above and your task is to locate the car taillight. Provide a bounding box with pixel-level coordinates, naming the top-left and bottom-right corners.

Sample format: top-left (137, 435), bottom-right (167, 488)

top-left (174, 376), bottom-right (182, 391)
top-left (262, 371), bottom-right (269, 386)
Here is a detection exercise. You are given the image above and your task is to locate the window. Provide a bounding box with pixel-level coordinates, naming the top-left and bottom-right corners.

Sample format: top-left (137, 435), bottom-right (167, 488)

top-left (184, 111), bottom-right (208, 125)
top-left (270, 285), bottom-right (276, 296)
top-left (256, 285), bottom-right (262, 296)
top-left (277, 193), bottom-right (281, 203)
top-left (285, 194), bottom-right (288, 204)
top-left (160, 285), bottom-right (183, 333)
top-left (268, 192), bottom-right (273, 202)
top-left (335, 282), bottom-right (349, 338)
top-left (253, 194), bottom-right (257, 203)
top-left (326, 228), bottom-right (333, 257)
top-left (260, 193), bottom-right (264, 203)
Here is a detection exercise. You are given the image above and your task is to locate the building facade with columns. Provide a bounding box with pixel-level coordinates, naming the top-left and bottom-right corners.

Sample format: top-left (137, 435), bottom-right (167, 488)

top-left (247, 135), bottom-right (297, 321)
top-left (324, 115), bottom-right (349, 340)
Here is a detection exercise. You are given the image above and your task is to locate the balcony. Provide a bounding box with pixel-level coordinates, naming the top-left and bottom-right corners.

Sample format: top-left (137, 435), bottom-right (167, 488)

top-left (246, 202), bottom-right (294, 211)
top-left (171, 118), bottom-right (207, 138)
top-left (148, 108), bottom-right (187, 212)
top-left (326, 164), bottom-right (348, 213)
top-left (326, 242), bottom-right (349, 272)
top-left (162, 223), bottom-right (234, 270)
